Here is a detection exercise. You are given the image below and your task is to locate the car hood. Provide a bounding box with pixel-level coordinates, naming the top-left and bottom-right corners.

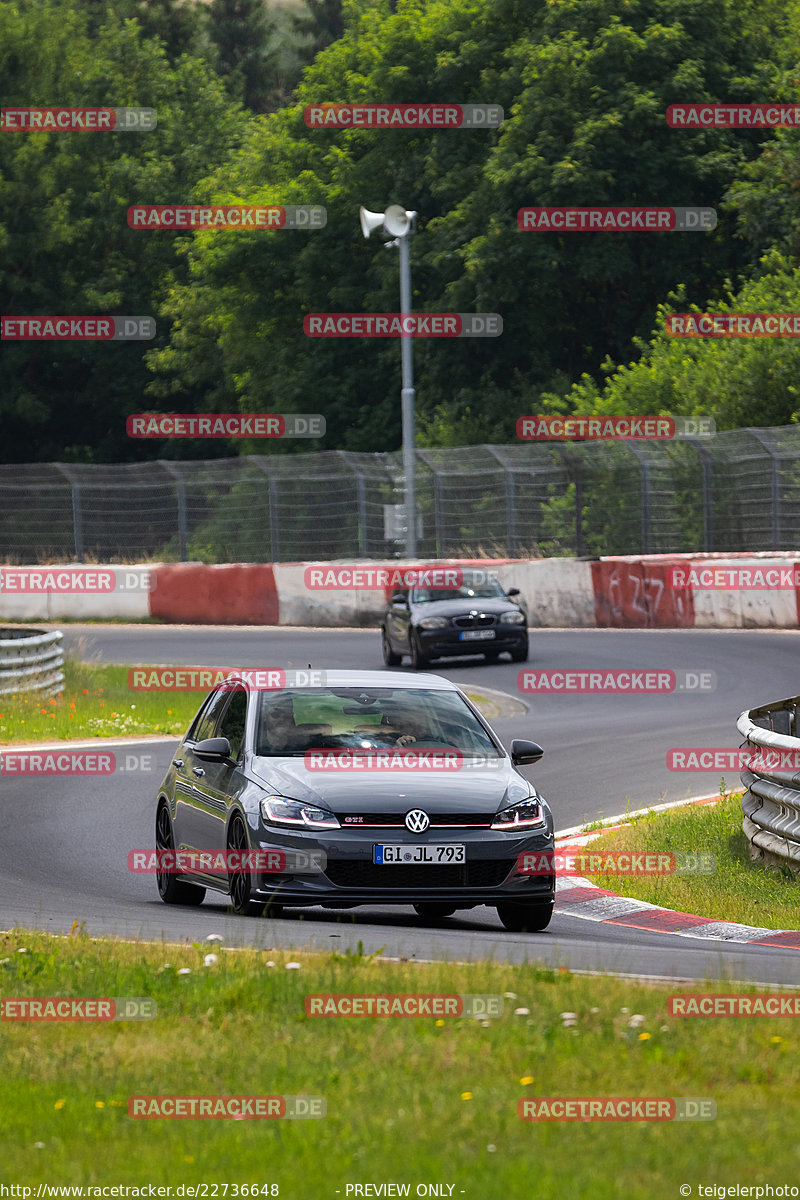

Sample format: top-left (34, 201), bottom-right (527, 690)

top-left (410, 598), bottom-right (520, 617)
top-left (248, 755), bottom-right (520, 812)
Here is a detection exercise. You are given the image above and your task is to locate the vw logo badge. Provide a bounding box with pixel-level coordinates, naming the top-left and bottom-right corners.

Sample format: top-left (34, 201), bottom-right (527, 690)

top-left (405, 809), bottom-right (430, 834)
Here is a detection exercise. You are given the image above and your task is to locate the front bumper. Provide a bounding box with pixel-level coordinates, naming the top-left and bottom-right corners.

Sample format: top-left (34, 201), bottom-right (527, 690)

top-left (417, 627), bottom-right (527, 659)
top-left (247, 824), bottom-right (554, 907)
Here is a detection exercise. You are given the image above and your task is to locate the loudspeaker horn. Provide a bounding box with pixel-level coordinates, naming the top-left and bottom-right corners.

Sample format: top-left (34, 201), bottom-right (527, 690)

top-left (359, 207), bottom-right (386, 239)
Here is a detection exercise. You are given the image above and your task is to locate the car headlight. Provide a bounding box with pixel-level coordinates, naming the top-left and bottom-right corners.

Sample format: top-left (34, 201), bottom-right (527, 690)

top-left (418, 616), bottom-right (449, 630)
top-left (260, 796), bottom-right (340, 829)
top-left (499, 611), bottom-right (527, 625)
top-left (492, 796), bottom-right (546, 829)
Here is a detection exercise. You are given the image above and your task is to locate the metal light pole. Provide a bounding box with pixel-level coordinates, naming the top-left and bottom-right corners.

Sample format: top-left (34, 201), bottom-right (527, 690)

top-left (359, 204), bottom-right (418, 557)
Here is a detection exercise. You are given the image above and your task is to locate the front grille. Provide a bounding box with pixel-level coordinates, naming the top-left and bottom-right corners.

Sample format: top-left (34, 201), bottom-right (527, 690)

top-left (324, 860), bottom-right (514, 889)
top-left (452, 613), bottom-right (496, 629)
top-left (340, 812), bottom-right (495, 828)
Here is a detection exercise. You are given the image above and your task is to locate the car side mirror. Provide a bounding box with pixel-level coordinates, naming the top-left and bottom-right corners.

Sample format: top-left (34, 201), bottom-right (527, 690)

top-left (506, 587), bottom-right (520, 597)
top-left (194, 736), bottom-right (233, 763)
top-left (510, 738), bottom-right (544, 765)
top-left (391, 591), bottom-right (408, 605)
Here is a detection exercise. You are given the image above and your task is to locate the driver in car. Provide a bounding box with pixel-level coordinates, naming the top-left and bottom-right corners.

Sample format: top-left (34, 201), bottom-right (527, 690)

top-left (387, 710), bottom-right (430, 747)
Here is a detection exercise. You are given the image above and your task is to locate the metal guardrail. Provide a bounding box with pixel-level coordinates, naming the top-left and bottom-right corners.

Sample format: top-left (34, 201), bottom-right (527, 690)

top-left (738, 695), bottom-right (800, 872)
top-left (0, 627), bottom-right (64, 696)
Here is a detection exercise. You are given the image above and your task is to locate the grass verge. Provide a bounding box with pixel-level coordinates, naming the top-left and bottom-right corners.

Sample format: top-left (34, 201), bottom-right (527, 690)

top-left (1, 929), bottom-right (799, 1193)
top-left (586, 790), bottom-right (800, 929)
top-left (0, 661), bottom-right (199, 743)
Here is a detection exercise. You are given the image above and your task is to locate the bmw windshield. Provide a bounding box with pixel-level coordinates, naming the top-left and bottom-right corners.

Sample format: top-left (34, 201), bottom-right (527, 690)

top-left (410, 576), bottom-right (508, 604)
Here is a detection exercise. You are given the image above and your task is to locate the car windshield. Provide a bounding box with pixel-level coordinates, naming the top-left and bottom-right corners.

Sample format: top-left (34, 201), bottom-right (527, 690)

top-left (254, 687), bottom-right (502, 758)
top-left (410, 576), bottom-right (508, 604)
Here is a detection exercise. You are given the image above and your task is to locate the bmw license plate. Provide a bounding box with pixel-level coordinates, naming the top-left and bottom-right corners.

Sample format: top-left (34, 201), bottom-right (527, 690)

top-left (374, 844), bottom-right (466, 864)
top-left (459, 629), bottom-right (495, 641)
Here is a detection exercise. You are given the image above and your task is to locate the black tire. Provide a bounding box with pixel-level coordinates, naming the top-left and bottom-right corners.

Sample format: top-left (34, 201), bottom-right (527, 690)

top-left (409, 631), bottom-right (430, 670)
top-left (382, 627), bottom-right (401, 667)
top-left (227, 813), bottom-right (267, 916)
top-left (496, 901), bottom-right (553, 932)
top-left (510, 639), bottom-right (529, 663)
top-left (413, 903), bottom-right (457, 921)
top-left (155, 804), bottom-right (206, 907)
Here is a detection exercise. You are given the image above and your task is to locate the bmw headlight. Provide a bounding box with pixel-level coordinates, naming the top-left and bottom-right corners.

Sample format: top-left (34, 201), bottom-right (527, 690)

top-left (418, 616), bottom-right (449, 630)
top-left (261, 796), bottom-right (340, 829)
top-left (492, 796), bottom-right (546, 829)
top-left (499, 611), bottom-right (527, 625)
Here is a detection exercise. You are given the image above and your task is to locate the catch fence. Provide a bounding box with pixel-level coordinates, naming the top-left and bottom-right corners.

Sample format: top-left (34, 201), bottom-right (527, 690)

top-left (1, 425), bottom-right (798, 562)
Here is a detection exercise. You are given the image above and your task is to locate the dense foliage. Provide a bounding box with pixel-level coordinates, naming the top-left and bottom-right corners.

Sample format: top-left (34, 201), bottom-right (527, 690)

top-left (2, 0), bottom-right (800, 463)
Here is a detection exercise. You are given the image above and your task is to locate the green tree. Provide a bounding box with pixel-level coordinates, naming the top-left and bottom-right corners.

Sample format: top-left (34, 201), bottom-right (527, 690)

top-left (206, 0), bottom-right (278, 112)
top-left (292, 0), bottom-right (345, 58)
top-left (150, 0), bottom-right (796, 454)
top-left (79, 0), bottom-right (207, 61)
top-left (0, 0), bottom-right (248, 463)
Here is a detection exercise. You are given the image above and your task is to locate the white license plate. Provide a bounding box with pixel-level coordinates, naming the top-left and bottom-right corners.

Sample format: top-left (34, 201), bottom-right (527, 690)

top-left (460, 629), bottom-right (495, 641)
top-left (373, 844), bottom-right (466, 864)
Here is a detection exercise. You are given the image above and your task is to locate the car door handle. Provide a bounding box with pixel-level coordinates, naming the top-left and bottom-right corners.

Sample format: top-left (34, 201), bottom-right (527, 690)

top-left (192, 767), bottom-right (205, 777)
top-left (172, 759), bottom-right (184, 768)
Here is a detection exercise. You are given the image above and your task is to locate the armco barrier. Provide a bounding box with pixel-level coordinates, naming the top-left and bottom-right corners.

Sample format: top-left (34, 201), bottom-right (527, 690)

top-left (1, 553), bottom-right (800, 628)
top-left (0, 627), bottom-right (64, 696)
top-left (738, 696), bottom-right (800, 873)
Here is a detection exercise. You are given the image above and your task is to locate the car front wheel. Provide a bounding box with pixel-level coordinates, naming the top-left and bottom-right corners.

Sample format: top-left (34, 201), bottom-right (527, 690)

top-left (382, 627), bottom-right (401, 666)
top-left (496, 901), bottom-right (553, 932)
top-left (409, 631), bottom-right (430, 670)
top-left (227, 813), bottom-right (269, 917)
top-left (510, 639), bottom-right (529, 663)
top-left (413, 903), bottom-right (457, 921)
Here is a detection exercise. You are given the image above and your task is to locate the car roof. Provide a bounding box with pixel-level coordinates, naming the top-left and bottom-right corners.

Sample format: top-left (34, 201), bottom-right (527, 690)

top-left (296, 669), bottom-right (457, 690)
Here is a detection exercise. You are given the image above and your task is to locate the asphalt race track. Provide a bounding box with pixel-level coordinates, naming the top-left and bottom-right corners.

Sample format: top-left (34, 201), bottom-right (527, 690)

top-left (4, 623), bottom-right (800, 985)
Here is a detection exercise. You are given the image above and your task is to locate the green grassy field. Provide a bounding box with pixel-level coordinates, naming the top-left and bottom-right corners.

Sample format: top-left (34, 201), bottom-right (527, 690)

top-left (1, 930), bottom-right (799, 1195)
top-left (586, 790), bottom-right (800, 930)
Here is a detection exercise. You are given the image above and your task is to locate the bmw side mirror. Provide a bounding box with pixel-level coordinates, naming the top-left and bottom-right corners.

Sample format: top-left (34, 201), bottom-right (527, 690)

top-left (510, 738), bottom-right (544, 766)
top-left (391, 591), bottom-right (408, 605)
top-left (506, 587), bottom-right (520, 597)
top-left (194, 736), bottom-right (233, 763)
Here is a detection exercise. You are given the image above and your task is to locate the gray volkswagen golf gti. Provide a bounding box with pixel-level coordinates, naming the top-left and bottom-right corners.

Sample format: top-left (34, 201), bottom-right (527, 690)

top-left (154, 670), bottom-right (555, 931)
